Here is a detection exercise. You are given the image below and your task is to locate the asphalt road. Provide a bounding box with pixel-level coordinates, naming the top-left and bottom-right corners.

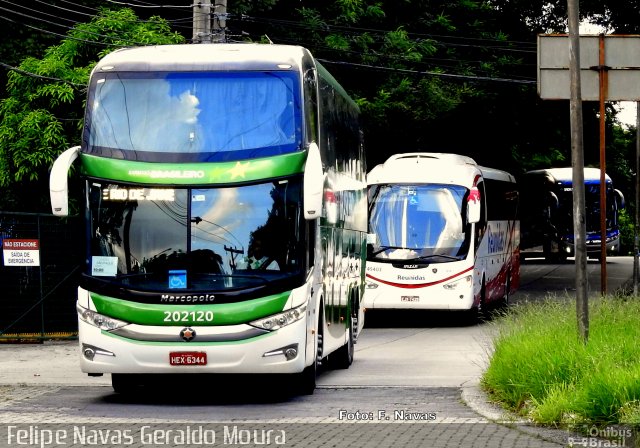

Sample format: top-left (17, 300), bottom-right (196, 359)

top-left (517, 255), bottom-right (634, 301)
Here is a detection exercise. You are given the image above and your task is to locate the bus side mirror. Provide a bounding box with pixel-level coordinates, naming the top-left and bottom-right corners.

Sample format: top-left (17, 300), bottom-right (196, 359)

top-left (615, 189), bottom-right (625, 210)
top-left (49, 146), bottom-right (80, 216)
top-left (467, 187), bottom-right (481, 224)
top-left (303, 142), bottom-right (324, 220)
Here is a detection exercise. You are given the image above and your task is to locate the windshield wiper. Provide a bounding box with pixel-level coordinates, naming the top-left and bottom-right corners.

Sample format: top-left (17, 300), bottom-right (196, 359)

top-left (370, 245), bottom-right (407, 256)
top-left (407, 254), bottom-right (461, 262)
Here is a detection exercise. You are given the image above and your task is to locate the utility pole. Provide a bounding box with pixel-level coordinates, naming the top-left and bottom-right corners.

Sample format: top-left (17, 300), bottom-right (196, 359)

top-left (192, 0), bottom-right (212, 43)
top-left (634, 101), bottom-right (639, 297)
top-left (567, 0), bottom-right (589, 342)
top-left (212, 0), bottom-right (227, 43)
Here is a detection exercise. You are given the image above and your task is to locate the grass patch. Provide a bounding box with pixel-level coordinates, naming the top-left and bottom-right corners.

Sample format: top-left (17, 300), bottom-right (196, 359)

top-left (482, 296), bottom-right (640, 429)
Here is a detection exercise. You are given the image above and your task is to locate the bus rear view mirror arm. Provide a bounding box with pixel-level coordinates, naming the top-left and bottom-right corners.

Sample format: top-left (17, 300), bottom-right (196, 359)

top-left (49, 146), bottom-right (80, 216)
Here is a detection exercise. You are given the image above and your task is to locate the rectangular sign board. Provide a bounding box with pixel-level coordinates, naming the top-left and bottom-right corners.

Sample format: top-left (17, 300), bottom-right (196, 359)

top-left (538, 34), bottom-right (640, 101)
top-left (2, 239), bottom-right (40, 267)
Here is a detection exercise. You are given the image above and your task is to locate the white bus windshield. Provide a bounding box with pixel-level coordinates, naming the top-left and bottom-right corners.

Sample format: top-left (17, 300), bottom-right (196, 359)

top-left (85, 71), bottom-right (302, 162)
top-left (87, 177), bottom-right (303, 292)
top-left (368, 184), bottom-right (470, 262)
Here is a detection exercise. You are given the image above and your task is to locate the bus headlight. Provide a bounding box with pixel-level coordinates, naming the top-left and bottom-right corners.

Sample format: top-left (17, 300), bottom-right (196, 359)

top-left (77, 304), bottom-right (127, 331)
top-left (366, 281), bottom-right (378, 289)
top-left (443, 275), bottom-right (472, 290)
top-left (250, 305), bottom-right (306, 331)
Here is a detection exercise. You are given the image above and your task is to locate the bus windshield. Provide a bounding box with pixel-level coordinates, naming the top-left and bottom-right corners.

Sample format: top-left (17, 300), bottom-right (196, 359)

top-left (85, 71), bottom-right (303, 162)
top-left (368, 184), bottom-right (470, 262)
top-left (556, 183), bottom-right (616, 234)
top-left (87, 177), bottom-right (304, 292)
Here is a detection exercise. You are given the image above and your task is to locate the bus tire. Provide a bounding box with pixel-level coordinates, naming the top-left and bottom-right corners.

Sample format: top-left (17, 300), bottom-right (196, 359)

top-left (465, 281), bottom-right (486, 325)
top-left (296, 362), bottom-right (317, 396)
top-left (543, 239), bottom-right (554, 263)
top-left (502, 275), bottom-right (511, 308)
top-left (296, 305), bottom-right (324, 395)
top-left (544, 240), bottom-right (567, 263)
top-left (331, 305), bottom-right (354, 369)
top-left (111, 373), bottom-right (138, 394)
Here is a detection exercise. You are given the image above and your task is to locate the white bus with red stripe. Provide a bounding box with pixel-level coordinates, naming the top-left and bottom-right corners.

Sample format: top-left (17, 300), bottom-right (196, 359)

top-left (364, 153), bottom-right (519, 318)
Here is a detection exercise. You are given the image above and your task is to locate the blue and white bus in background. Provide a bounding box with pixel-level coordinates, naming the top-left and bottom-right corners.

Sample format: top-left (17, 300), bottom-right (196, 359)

top-left (519, 167), bottom-right (625, 262)
top-left (364, 153), bottom-right (519, 320)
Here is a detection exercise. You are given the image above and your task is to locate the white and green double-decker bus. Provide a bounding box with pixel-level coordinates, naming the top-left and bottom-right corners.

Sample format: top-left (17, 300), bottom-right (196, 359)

top-left (49, 44), bottom-right (367, 394)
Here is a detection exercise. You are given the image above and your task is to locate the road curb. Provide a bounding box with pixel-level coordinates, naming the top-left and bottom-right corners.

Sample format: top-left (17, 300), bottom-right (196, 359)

top-left (461, 382), bottom-right (583, 446)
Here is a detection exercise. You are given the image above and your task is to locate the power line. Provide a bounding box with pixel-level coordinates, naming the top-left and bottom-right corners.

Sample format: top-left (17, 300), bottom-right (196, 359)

top-left (240, 14), bottom-right (537, 51)
top-left (317, 59), bottom-right (536, 85)
top-left (0, 13), bottom-right (112, 47)
top-left (0, 4), bottom-right (82, 30)
top-left (231, 15), bottom-right (536, 78)
top-left (0, 0), bottom-right (83, 27)
top-left (0, 60), bottom-right (86, 89)
top-left (103, 0), bottom-right (191, 8)
top-left (31, 0), bottom-right (95, 20)
top-left (57, 0), bottom-right (99, 13)
top-left (0, 9), bottom-right (175, 48)
top-left (0, 0), bottom-right (192, 31)
top-left (254, 35), bottom-right (534, 82)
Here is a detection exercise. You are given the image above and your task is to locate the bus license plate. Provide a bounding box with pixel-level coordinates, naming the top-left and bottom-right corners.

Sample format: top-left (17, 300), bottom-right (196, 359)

top-left (169, 352), bottom-right (207, 366)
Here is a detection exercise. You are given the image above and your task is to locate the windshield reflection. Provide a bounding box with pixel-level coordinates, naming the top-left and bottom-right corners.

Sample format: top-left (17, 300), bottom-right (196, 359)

top-left (368, 184), bottom-right (470, 262)
top-left (88, 178), bottom-right (303, 292)
top-left (85, 71), bottom-right (302, 162)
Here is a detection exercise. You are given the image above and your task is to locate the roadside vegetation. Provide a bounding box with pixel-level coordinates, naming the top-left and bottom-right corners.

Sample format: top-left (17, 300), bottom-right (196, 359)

top-left (482, 296), bottom-right (640, 429)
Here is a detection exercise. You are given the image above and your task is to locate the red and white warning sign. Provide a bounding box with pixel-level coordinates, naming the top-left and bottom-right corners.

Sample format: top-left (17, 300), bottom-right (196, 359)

top-left (2, 239), bottom-right (40, 266)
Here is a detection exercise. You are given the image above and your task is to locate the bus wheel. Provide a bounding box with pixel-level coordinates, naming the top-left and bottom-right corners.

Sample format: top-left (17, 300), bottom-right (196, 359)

top-left (296, 307), bottom-right (324, 395)
top-left (111, 373), bottom-right (138, 394)
top-left (331, 302), bottom-right (355, 369)
top-left (465, 281), bottom-right (485, 325)
top-left (502, 276), bottom-right (511, 307)
top-left (543, 240), bottom-right (555, 263)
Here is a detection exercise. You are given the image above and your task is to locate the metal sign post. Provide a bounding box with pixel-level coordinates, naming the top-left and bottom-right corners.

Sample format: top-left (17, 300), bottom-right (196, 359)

top-left (597, 35), bottom-right (608, 295)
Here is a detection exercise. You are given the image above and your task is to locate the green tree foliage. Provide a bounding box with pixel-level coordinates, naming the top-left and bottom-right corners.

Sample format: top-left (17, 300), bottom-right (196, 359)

top-left (0, 8), bottom-right (184, 212)
top-left (239, 0), bottom-right (532, 168)
top-left (488, 0), bottom-right (640, 34)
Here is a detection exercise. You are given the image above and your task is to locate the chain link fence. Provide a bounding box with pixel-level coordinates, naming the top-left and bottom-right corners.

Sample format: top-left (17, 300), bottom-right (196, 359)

top-left (0, 212), bottom-right (82, 342)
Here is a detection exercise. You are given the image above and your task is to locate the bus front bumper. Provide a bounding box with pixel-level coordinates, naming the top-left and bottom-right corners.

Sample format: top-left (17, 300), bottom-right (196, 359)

top-left (363, 283), bottom-right (474, 310)
top-left (77, 317), bottom-right (309, 375)
top-left (563, 235), bottom-right (620, 258)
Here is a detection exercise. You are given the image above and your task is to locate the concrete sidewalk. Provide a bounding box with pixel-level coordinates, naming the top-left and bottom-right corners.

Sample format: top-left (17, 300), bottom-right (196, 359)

top-left (0, 340), bottom-right (109, 387)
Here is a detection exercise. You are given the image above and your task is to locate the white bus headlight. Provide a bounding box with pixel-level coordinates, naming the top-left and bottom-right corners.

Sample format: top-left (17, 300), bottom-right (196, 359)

top-left (250, 305), bottom-right (306, 331)
top-left (77, 303), bottom-right (127, 331)
top-left (443, 275), bottom-right (472, 290)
